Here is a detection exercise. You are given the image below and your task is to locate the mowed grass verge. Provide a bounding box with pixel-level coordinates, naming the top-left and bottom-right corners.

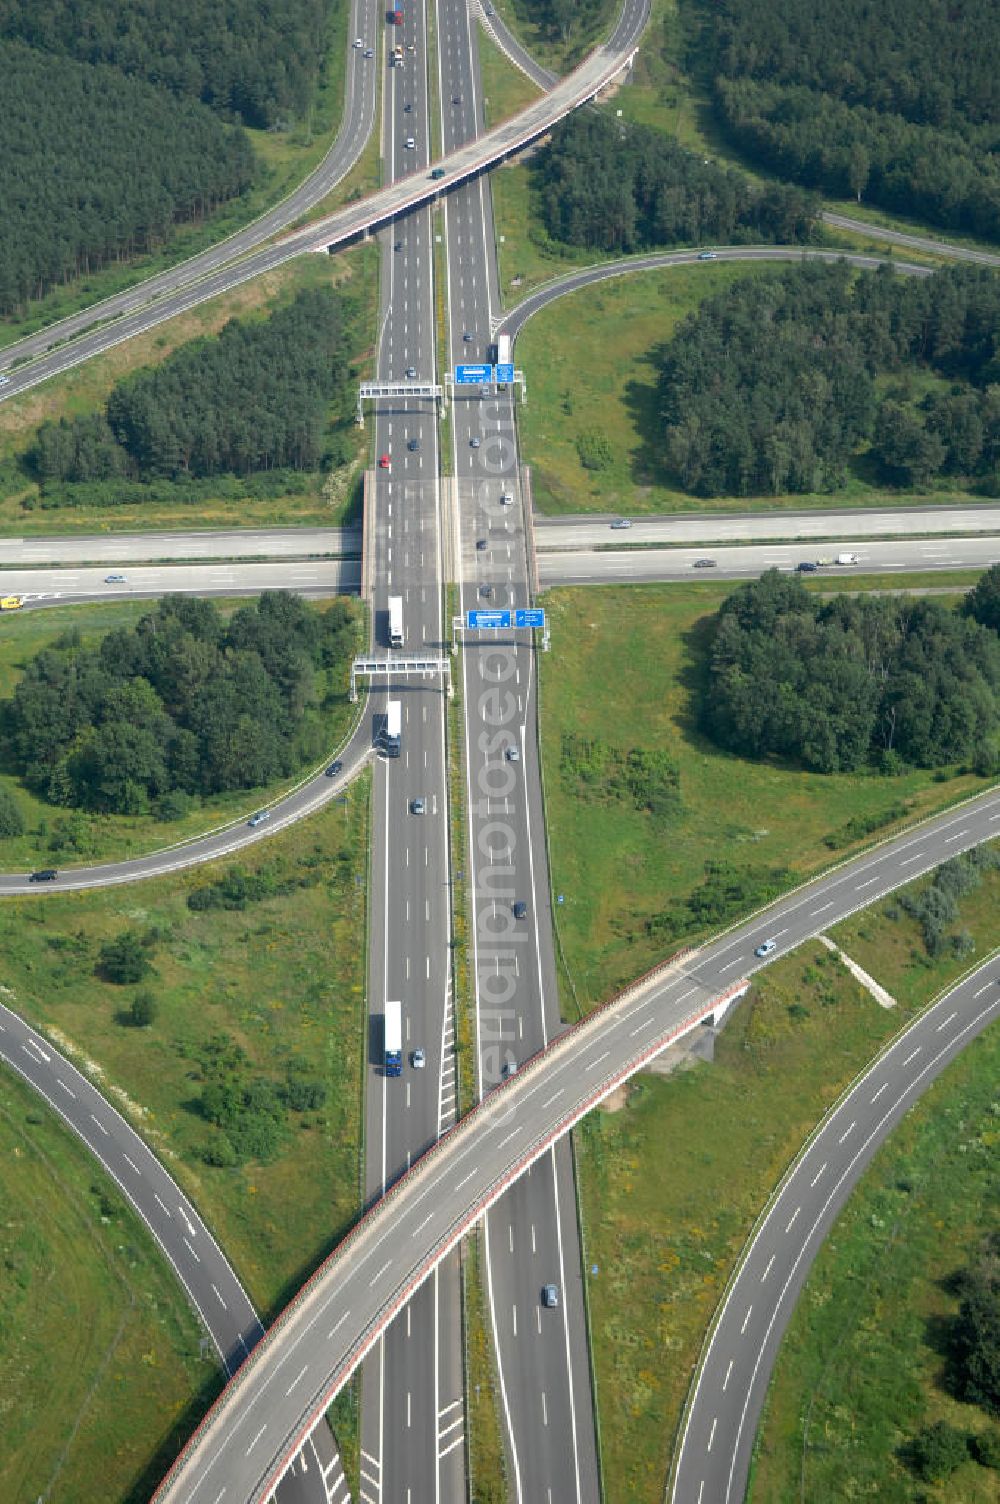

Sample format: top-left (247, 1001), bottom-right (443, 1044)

top-left (0, 246), bottom-right (378, 535)
top-left (0, 597), bottom-right (363, 870)
top-left (537, 582), bottom-right (988, 1011)
top-left (0, 774), bottom-right (369, 1318)
top-left (0, 1070), bottom-right (214, 1504)
top-left (750, 1015), bottom-right (1000, 1503)
top-left (577, 861), bottom-right (1000, 1503)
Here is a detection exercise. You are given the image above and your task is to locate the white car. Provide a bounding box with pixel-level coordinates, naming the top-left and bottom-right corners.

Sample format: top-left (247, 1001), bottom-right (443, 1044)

top-left (754, 938), bottom-right (777, 958)
top-left (404, 137), bottom-right (416, 149)
top-left (610, 518), bottom-right (631, 529)
top-left (0, 374), bottom-right (10, 387)
top-left (411, 1048), bottom-right (426, 1069)
top-left (352, 37), bottom-right (363, 47)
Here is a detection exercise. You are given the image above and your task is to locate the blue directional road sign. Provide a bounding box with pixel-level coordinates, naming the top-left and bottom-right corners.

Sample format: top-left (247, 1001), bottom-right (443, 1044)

top-left (494, 363), bottom-right (515, 384)
top-left (467, 610), bottom-right (511, 629)
top-left (455, 365), bottom-right (491, 384)
top-left (514, 608), bottom-right (546, 629)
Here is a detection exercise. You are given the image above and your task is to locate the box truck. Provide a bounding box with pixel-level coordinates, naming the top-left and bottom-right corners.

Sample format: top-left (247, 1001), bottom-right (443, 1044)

top-left (384, 999), bottom-right (402, 1076)
top-left (388, 594), bottom-right (404, 648)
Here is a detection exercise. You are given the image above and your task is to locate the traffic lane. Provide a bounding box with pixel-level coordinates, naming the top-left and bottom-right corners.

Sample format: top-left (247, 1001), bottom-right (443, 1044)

top-left (0, 999), bottom-right (262, 1372)
top-left (156, 789), bottom-right (1000, 1504)
top-left (821, 211), bottom-right (1000, 266)
top-left (0, 0), bottom-right (378, 373)
top-left (1, 11), bottom-right (648, 406)
top-left (537, 535), bottom-right (1000, 586)
top-left (673, 958), bottom-right (1000, 1504)
top-left (0, 728), bottom-right (372, 894)
top-left (0, 559), bottom-right (360, 601)
top-left (153, 952), bottom-right (730, 1504)
top-left (0, 526), bottom-right (359, 565)
top-left (533, 505), bottom-right (1000, 549)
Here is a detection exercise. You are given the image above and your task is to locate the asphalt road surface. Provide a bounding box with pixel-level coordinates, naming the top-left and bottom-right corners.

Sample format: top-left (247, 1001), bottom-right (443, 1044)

top-left (534, 504), bottom-right (1000, 550)
top-left (356, 0), bottom-right (465, 1496)
top-left (0, 527), bottom-right (359, 566)
top-left (0, 0), bottom-right (648, 407)
top-left (672, 953), bottom-right (1000, 1504)
top-left (0, 559), bottom-right (360, 607)
top-left (820, 210), bottom-right (1000, 266)
top-left (0, 1002), bottom-right (349, 1504)
top-left (153, 784), bottom-right (1000, 1504)
top-left (537, 534), bottom-right (1000, 587)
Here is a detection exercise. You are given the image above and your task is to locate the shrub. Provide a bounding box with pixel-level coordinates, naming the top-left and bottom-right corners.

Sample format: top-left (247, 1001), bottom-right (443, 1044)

top-left (129, 991), bottom-right (159, 1028)
top-left (0, 788), bottom-right (25, 838)
top-left (973, 1429), bottom-right (1000, 1469)
top-left (575, 429), bottom-right (614, 471)
top-left (97, 930), bottom-right (153, 985)
top-left (908, 1420), bottom-right (969, 1482)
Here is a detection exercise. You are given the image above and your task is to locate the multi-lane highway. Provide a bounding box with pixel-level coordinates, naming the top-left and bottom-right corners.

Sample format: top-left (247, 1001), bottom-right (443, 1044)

top-left (0, 527), bottom-right (359, 565)
top-left (538, 534), bottom-right (1000, 587)
top-left (153, 782), bottom-right (1000, 1504)
top-left (0, 559), bottom-right (359, 607)
top-left (672, 953), bottom-right (1000, 1504)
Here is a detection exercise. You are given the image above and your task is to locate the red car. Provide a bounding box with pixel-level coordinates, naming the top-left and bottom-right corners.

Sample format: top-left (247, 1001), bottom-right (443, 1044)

top-left (379, 454), bottom-right (391, 469)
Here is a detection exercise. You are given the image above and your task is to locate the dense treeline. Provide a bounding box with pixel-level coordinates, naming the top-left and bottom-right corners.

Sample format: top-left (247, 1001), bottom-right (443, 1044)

top-left (31, 288), bottom-right (350, 484)
top-left (702, 569), bottom-right (1000, 774)
top-left (703, 0), bottom-right (1000, 239)
top-left (534, 113), bottom-right (819, 253)
top-left (508, 0), bottom-right (608, 46)
top-left (5, 593), bottom-right (362, 814)
top-left (0, 0), bottom-right (327, 129)
top-left (0, 40), bottom-right (255, 316)
top-left (658, 261), bottom-right (1000, 497)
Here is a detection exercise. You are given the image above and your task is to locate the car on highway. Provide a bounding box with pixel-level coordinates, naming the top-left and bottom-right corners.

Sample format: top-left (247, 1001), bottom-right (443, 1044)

top-left (698, 251), bottom-right (718, 260)
top-left (541, 1284), bottom-right (560, 1308)
top-left (452, 95), bottom-right (462, 105)
top-left (104, 573), bottom-right (127, 583)
top-left (479, 584), bottom-right (492, 598)
top-left (476, 539), bottom-right (488, 551)
top-left (394, 240), bottom-right (404, 251)
top-left (379, 454), bottom-right (391, 468)
top-left (430, 168), bottom-right (446, 180)
top-left (411, 1048), bottom-right (426, 1069)
top-left (693, 558), bottom-right (717, 568)
top-left (405, 365), bottom-right (416, 377)
top-left (403, 101), bottom-right (412, 111)
top-left (512, 900), bottom-right (527, 920)
top-left (1, 595), bottom-right (24, 610)
top-left (610, 518), bottom-right (631, 529)
top-left (325, 761), bottom-right (343, 777)
top-left (754, 938), bottom-right (778, 958)
top-left (470, 436), bottom-right (480, 448)
top-left (28, 869), bottom-right (58, 882)
top-left (0, 374), bottom-right (10, 387)
top-left (796, 561), bottom-right (818, 573)
top-left (408, 438), bottom-right (420, 451)
top-left (462, 331), bottom-right (473, 342)
top-left (404, 136), bottom-right (415, 149)
top-left (364, 47), bottom-right (374, 56)
top-left (502, 1058), bottom-right (518, 1077)
top-left (353, 37), bottom-right (363, 46)
top-left (505, 745), bottom-right (520, 762)
top-left (248, 810), bottom-right (270, 828)
top-left (411, 797), bottom-right (426, 815)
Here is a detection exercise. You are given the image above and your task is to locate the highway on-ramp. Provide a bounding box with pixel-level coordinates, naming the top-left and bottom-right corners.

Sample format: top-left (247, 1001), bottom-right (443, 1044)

top-left (152, 784), bottom-right (1000, 1504)
top-left (672, 953), bottom-right (1000, 1504)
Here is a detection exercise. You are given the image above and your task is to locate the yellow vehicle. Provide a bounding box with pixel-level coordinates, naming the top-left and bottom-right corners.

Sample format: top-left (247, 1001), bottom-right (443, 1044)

top-left (0, 595), bottom-right (23, 611)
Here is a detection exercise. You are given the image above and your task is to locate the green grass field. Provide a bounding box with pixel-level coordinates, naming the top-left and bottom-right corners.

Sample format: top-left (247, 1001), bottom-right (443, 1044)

top-left (0, 1070), bottom-right (215, 1504)
top-left (0, 774), bottom-right (369, 1318)
top-left (0, 598), bottom-right (363, 870)
top-left (537, 582), bottom-right (989, 1012)
top-left (577, 861), bottom-right (1000, 1502)
top-left (749, 1019), bottom-right (1000, 1503)
top-left (479, 25), bottom-right (544, 129)
top-left (0, 247), bottom-right (377, 536)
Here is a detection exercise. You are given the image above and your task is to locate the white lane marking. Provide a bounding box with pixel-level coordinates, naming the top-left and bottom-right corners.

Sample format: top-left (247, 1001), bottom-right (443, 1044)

top-left (90, 1113), bottom-right (109, 1136)
top-left (707, 1416), bottom-right (718, 1452)
top-left (870, 1081), bottom-right (889, 1103)
top-left (974, 982), bottom-right (994, 997)
top-left (837, 1120), bottom-right (856, 1144)
top-left (541, 1090), bottom-right (564, 1109)
top-left (154, 1193), bottom-right (171, 1217)
top-left (855, 876), bottom-right (880, 889)
top-left (212, 1284), bottom-right (228, 1310)
top-left (722, 1358), bottom-right (733, 1392)
top-left (740, 1306), bottom-right (753, 1335)
top-left (453, 1169), bottom-right (478, 1192)
top-left (584, 1050), bottom-right (611, 1072)
top-left (184, 1237), bottom-right (200, 1263)
top-left (785, 1206), bottom-right (800, 1234)
top-left (628, 1015), bottom-right (657, 1037)
top-left (369, 1260), bottom-right (391, 1287)
top-left (935, 1010), bottom-right (958, 1032)
top-left (56, 1078), bottom-right (76, 1098)
top-left (122, 1153), bottom-right (140, 1173)
top-left (327, 1310), bottom-right (350, 1341)
top-left (761, 1255), bottom-right (775, 1282)
top-left (810, 902), bottom-right (834, 916)
top-left (246, 1424), bottom-right (267, 1455)
top-left (809, 1161), bottom-right (827, 1187)
top-left (286, 1364), bottom-right (309, 1396)
top-left (902, 1046), bottom-right (921, 1065)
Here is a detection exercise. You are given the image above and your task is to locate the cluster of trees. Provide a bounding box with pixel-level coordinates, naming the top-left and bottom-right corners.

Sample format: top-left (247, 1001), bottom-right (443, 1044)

top-left (560, 731), bottom-right (681, 820)
top-left (0, 0), bottom-right (327, 128)
top-left (30, 288), bottom-right (350, 484)
top-left (194, 1034), bottom-right (327, 1166)
top-left (0, 40), bottom-right (254, 317)
top-left (705, 0), bottom-right (1000, 239)
top-left (534, 114), bottom-right (819, 254)
top-left (895, 848), bottom-right (998, 958)
top-left (658, 261), bottom-right (1000, 496)
top-left (508, 0), bottom-right (608, 46)
top-left (702, 569), bottom-right (1000, 774)
top-left (4, 592), bottom-right (362, 815)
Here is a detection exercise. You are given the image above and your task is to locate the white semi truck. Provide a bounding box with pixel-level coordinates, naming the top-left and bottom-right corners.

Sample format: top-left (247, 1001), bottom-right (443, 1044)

top-left (385, 699), bottom-right (401, 756)
top-left (388, 594), bottom-right (404, 648)
top-left (384, 999), bottom-right (402, 1076)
